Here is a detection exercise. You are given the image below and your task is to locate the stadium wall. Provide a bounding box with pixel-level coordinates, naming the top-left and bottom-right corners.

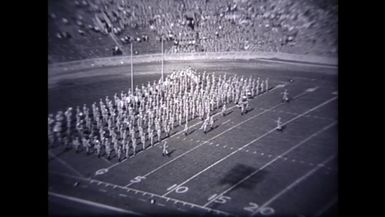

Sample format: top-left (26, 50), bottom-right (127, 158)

top-left (48, 51), bottom-right (337, 74)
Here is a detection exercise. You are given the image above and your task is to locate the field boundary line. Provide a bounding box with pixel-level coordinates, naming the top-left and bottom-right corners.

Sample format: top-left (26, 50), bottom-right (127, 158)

top-left (49, 191), bottom-right (144, 216)
top-left (49, 172), bottom-right (233, 217)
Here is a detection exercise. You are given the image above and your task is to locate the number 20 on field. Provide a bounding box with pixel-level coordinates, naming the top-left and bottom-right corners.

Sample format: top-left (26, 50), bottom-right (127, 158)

top-left (244, 202), bottom-right (275, 216)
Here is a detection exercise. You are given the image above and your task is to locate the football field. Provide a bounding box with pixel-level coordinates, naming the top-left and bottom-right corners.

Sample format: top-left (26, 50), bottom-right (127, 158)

top-left (49, 58), bottom-right (338, 217)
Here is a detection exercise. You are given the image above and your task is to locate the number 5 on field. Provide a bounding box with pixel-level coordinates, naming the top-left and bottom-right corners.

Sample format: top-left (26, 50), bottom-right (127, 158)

top-left (130, 176), bottom-right (146, 183)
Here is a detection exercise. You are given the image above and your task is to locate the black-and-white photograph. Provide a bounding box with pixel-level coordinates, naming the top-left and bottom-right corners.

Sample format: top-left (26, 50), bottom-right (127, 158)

top-left (48, 0), bottom-right (338, 216)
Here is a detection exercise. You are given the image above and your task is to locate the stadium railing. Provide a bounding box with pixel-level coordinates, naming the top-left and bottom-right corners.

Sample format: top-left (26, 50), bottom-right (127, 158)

top-left (48, 51), bottom-right (337, 74)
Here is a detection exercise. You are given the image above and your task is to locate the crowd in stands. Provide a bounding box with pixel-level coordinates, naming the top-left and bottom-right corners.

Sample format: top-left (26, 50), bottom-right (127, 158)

top-left (48, 0), bottom-right (337, 63)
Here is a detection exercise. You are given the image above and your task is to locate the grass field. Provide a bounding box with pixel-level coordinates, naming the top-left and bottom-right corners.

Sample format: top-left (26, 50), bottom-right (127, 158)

top-left (48, 58), bottom-right (338, 217)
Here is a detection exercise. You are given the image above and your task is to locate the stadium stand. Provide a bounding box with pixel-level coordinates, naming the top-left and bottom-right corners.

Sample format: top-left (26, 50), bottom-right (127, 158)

top-left (48, 0), bottom-right (337, 63)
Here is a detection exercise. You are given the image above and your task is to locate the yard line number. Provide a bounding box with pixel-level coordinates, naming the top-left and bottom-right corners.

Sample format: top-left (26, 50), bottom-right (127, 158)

top-left (167, 184), bottom-right (189, 193)
top-left (95, 168), bottom-right (108, 176)
top-left (208, 194), bottom-right (231, 204)
top-left (244, 202), bottom-right (275, 216)
top-left (130, 176), bottom-right (146, 183)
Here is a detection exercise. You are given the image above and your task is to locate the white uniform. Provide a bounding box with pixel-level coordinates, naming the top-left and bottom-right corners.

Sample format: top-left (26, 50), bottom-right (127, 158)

top-left (276, 117), bottom-right (283, 131)
top-left (282, 90), bottom-right (289, 102)
top-left (162, 141), bottom-right (169, 156)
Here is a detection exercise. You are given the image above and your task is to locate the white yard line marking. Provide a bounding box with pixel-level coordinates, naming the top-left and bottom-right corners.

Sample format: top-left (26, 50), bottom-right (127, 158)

top-left (93, 84), bottom-right (284, 176)
top-left (101, 157), bottom-right (112, 164)
top-left (50, 172), bottom-right (232, 216)
top-left (48, 191), bottom-right (144, 216)
top-left (222, 119), bottom-right (231, 125)
top-left (119, 194), bottom-right (128, 197)
top-left (314, 196), bottom-right (338, 217)
top-left (163, 98), bottom-right (337, 197)
top-left (99, 188), bottom-right (107, 192)
top-left (258, 108), bottom-right (334, 121)
top-left (203, 121), bottom-right (337, 207)
top-left (48, 150), bottom-right (85, 178)
top-left (249, 155), bottom-right (336, 216)
top-left (125, 89), bottom-right (313, 188)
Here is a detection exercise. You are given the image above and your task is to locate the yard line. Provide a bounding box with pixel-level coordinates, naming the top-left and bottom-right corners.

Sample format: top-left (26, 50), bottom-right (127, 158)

top-left (260, 108), bottom-right (335, 121)
top-left (93, 84), bottom-right (285, 175)
top-left (48, 191), bottom-right (144, 216)
top-left (48, 150), bottom-right (85, 178)
top-left (203, 121), bottom-right (337, 207)
top-left (249, 155), bottom-right (336, 216)
top-left (222, 119), bottom-right (231, 125)
top-left (314, 196), bottom-right (338, 217)
top-left (49, 172), bottom-right (232, 217)
top-left (126, 89), bottom-right (310, 187)
top-left (163, 96), bottom-right (337, 197)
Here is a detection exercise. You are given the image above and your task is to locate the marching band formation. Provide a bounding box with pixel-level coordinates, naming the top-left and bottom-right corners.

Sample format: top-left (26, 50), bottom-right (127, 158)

top-left (48, 67), bottom-right (282, 161)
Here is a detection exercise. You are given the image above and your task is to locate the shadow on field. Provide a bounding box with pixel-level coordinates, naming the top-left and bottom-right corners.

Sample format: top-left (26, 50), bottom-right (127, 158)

top-left (219, 164), bottom-right (268, 189)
